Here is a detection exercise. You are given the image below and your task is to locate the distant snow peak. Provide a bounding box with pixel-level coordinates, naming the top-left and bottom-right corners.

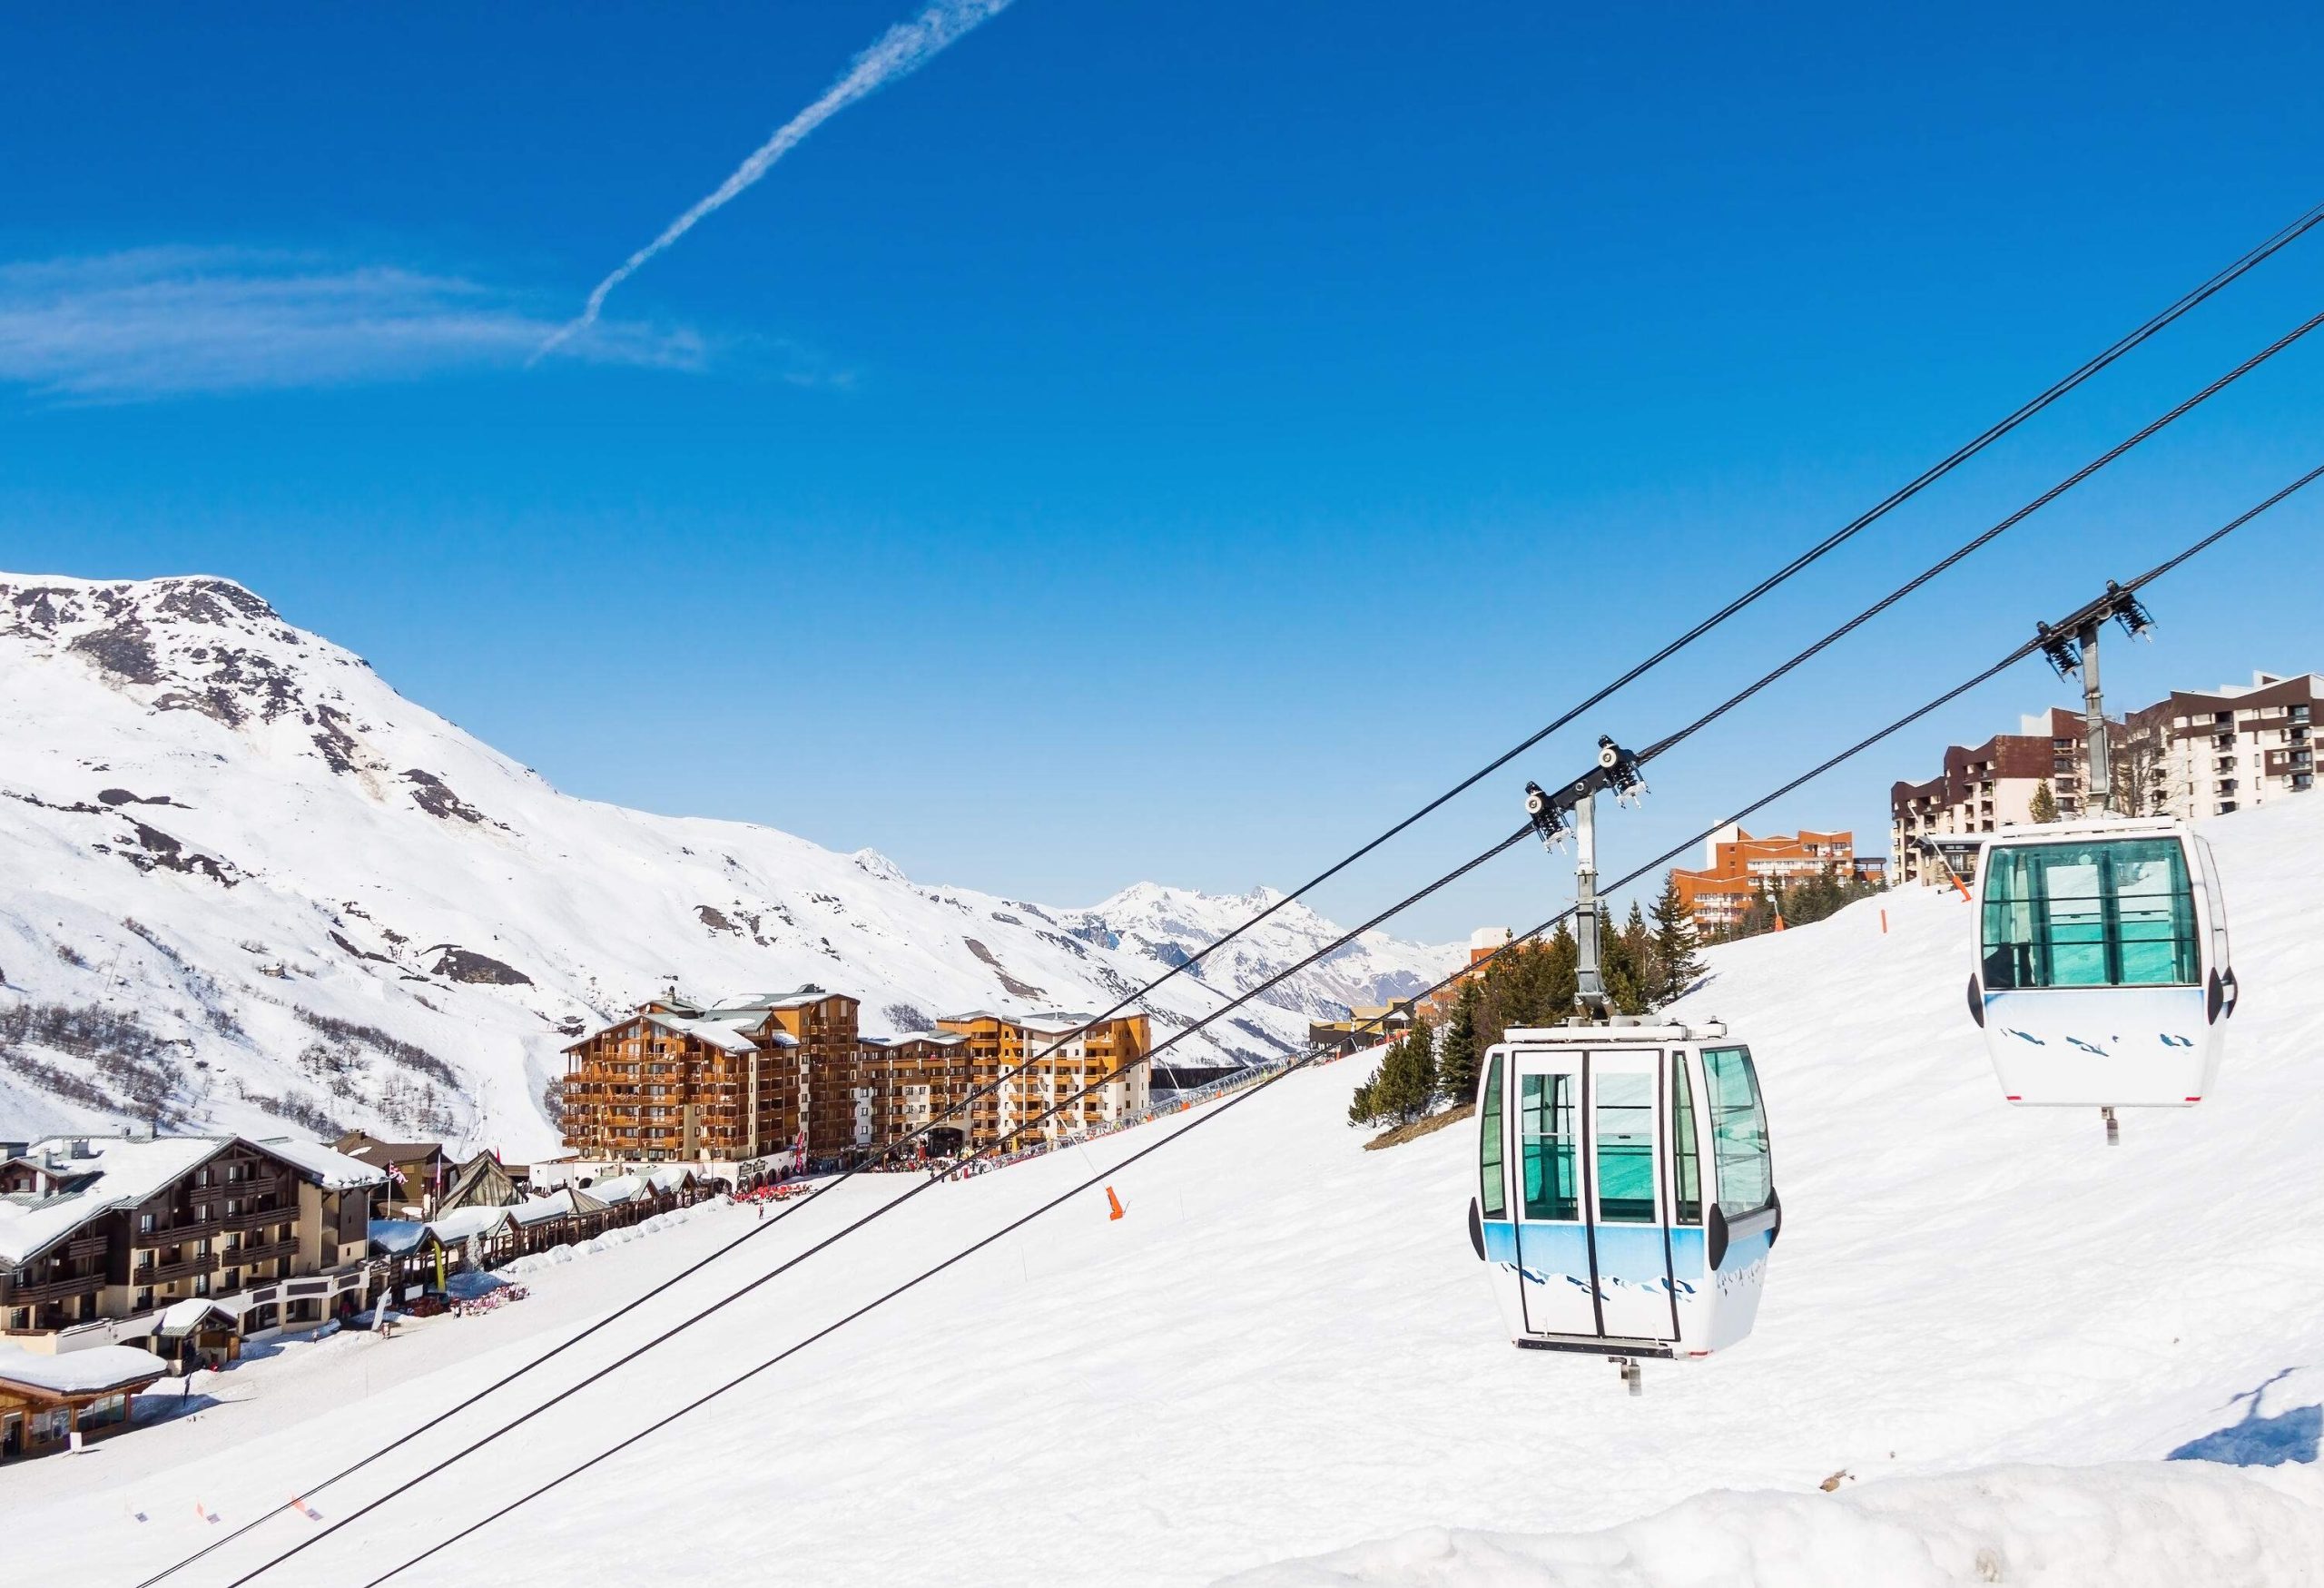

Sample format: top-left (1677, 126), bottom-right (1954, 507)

top-left (852, 848), bottom-right (905, 883)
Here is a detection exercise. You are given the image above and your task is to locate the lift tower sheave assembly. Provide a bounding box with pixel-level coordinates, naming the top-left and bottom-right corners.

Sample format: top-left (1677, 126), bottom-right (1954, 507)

top-left (1523, 736), bottom-right (1648, 1021)
top-left (2034, 578), bottom-right (2155, 818)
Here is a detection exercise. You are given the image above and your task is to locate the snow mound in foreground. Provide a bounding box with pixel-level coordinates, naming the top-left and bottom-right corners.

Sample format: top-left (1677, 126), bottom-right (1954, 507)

top-left (1226, 1462), bottom-right (2324, 1587)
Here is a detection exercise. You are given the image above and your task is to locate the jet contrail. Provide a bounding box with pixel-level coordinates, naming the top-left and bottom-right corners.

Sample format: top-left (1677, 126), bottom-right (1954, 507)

top-left (540, 0), bottom-right (1013, 356)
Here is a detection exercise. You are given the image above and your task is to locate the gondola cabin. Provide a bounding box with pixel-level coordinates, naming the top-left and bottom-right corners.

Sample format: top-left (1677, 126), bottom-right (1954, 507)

top-left (1468, 1021), bottom-right (1779, 1366)
top-left (1969, 815), bottom-right (2237, 1113)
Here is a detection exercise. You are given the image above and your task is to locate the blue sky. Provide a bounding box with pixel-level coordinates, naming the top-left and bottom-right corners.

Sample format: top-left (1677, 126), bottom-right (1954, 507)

top-left (5, 2), bottom-right (2323, 941)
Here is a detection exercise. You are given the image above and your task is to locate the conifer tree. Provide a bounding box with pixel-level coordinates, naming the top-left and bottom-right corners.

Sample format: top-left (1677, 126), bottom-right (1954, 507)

top-left (2030, 779), bottom-right (2060, 824)
top-left (1649, 870), bottom-right (1706, 1004)
top-left (1438, 981), bottom-right (1484, 1104)
top-left (1543, 919), bottom-right (1581, 1013)
top-left (1367, 1017), bottom-right (1438, 1123)
top-left (1600, 904), bottom-right (1649, 1015)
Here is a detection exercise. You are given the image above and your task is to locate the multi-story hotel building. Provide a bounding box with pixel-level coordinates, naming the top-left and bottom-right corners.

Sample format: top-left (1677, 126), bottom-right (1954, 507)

top-left (856, 1031), bottom-right (974, 1156)
top-left (559, 986), bottom-right (863, 1166)
top-left (0, 1132), bottom-right (384, 1356)
top-left (2121, 671), bottom-right (2320, 819)
top-left (932, 1011), bottom-right (1152, 1153)
top-left (1669, 826), bottom-right (1883, 933)
top-left (1889, 707), bottom-right (2100, 884)
top-left (1893, 676), bottom-right (2319, 883)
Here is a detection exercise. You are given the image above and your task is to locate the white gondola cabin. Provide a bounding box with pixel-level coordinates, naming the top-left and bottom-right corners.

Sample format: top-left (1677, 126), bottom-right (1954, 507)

top-left (1969, 814), bottom-right (2238, 1116)
top-left (1468, 1021), bottom-right (1779, 1366)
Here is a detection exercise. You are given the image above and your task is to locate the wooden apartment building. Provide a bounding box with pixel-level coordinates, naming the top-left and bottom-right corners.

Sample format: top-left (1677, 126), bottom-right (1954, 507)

top-left (0, 1133), bottom-right (385, 1357)
top-left (857, 1031), bottom-right (974, 1157)
top-left (931, 1011), bottom-right (1152, 1153)
top-left (564, 989), bottom-right (1157, 1167)
top-left (559, 986), bottom-right (862, 1166)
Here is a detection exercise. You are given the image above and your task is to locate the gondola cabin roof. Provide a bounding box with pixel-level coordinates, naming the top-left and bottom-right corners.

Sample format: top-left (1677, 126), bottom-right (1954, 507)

top-left (1980, 814), bottom-right (2189, 846)
top-left (1498, 1019), bottom-right (1729, 1047)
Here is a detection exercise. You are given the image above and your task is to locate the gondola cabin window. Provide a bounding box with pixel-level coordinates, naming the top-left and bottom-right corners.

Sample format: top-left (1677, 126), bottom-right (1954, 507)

top-left (1670, 1059), bottom-right (1702, 1225)
top-left (1981, 839), bottom-right (2198, 990)
top-left (1478, 1057), bottom-right (1506, 1218)
top-left (1520, 1071), bottom-right (1580, 1220)
top-left (1703, 1047), bottom-right (1772, 1218)
top-left (1594, 1070), bottom-right (1657, 1223)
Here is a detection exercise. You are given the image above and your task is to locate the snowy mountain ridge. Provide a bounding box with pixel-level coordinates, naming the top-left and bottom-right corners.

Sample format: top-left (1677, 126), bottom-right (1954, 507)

top-left (0, 572), bottom-right (1456, 1157)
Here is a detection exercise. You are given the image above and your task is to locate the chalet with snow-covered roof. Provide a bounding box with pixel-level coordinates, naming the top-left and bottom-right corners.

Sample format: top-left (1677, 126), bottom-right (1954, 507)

top-left (0, 1132), bottom-right (386, 1357)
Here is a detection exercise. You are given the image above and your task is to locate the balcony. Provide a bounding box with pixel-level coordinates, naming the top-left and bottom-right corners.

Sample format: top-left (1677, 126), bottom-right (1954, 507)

top-left (236, 1238), bottom-right (299, 1267)
top-left (5, 1269), bottom-right (104, 1303)
top-left (222, 1203), bottom-right (290, 1233)
top-left (64, 1233), bottom-right (108, 1261)
top-left (134, 1254), bottom-right (210, 1284)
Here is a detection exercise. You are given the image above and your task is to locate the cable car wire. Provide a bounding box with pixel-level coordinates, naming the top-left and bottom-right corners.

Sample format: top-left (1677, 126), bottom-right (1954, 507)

top-left (2122, 461), bottom-right (2324, 589)
top-left (140, 206), bottom-right (2324, 1586)
top-left (344, 460), bottom-right (2324, 1585)
top-left (213, 826), bottom-right (1541, 1588)
top-left (237, 463), bottom-right (2323, 1588)
top-left (1640, 303), bottom-right (2324, 761)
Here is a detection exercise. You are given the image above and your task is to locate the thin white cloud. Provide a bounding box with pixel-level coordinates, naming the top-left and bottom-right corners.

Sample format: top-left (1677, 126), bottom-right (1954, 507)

top-left (541, 0), bottom-right (1014, 356)
top-left (0, 248), bottom-right (711, 400)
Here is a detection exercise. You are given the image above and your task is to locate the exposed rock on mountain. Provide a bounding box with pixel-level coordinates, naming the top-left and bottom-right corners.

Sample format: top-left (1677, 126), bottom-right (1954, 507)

top-left (0, 574), bottom-right (1455, 1156)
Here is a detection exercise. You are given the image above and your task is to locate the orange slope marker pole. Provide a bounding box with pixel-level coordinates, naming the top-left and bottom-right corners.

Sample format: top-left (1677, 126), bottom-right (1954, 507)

top-left (1105, 1186), bottom-right (1126, 1221)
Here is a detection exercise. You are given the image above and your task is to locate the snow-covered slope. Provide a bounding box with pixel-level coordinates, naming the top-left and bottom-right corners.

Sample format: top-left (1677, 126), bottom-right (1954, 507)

top-left (11, 784), bottom-right (2323, 1584)
top-left (0, 574), bottom-right (1454, 1156)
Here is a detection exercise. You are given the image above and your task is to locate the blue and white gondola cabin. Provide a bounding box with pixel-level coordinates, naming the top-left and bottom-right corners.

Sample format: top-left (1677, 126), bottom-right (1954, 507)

top-left (1468, 1020), bottom-right (1779, 1361)
top-left (1969, 814), bottom-right (2237, 1112)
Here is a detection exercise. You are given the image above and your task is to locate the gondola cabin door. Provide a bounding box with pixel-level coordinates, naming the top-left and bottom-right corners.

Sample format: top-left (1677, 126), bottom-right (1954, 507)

top-left (1494, 1046), bottom-right (1677, 1347)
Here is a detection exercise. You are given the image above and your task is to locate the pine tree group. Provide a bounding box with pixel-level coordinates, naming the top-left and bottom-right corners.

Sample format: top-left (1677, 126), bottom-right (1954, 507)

top-left (1347, 1016), bottom-right (1439, 1126)
top-left (1348, 860), bottom-right (1868, 1131)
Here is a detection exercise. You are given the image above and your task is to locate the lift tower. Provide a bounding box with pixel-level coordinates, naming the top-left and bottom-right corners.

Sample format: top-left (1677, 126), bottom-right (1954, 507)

top-left (1524, 737), bottom-right (1648, 1021)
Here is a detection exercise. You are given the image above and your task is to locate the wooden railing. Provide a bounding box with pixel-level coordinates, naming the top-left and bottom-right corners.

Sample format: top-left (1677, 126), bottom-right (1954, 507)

top-left (4, 1270), bottom-right (103, 1303)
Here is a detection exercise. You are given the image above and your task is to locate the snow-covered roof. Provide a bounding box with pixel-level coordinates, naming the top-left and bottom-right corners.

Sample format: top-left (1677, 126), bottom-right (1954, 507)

top-left (708, 985), bottom-right (850, 1012)
top-left (0, 1135), bottom-right (225, 1266)
top-left (588, 1174), bottom-right (645, 1206)
top-left (643, 1165), bottom-right (694, 1192)
top-left (507, 1191), bottom-right (575, 1227)
top-left (154, 1298), bottom-right (238, 1336)
top-left (368, 1218), bottom-right (432, 1255)
top-left (251, 1135), bottom-right (390, 1191)
top-left (646, 1014), bottom-right (763, 1056)
top-left (429, 1206), bottom-right (510, 1243)
top-left (338, 1136), bottom-right (446, 1166)
top-left (863, 1031), bottom-right (969, 1050)
top-left (0, 1343), bottom-right (171, 1396)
